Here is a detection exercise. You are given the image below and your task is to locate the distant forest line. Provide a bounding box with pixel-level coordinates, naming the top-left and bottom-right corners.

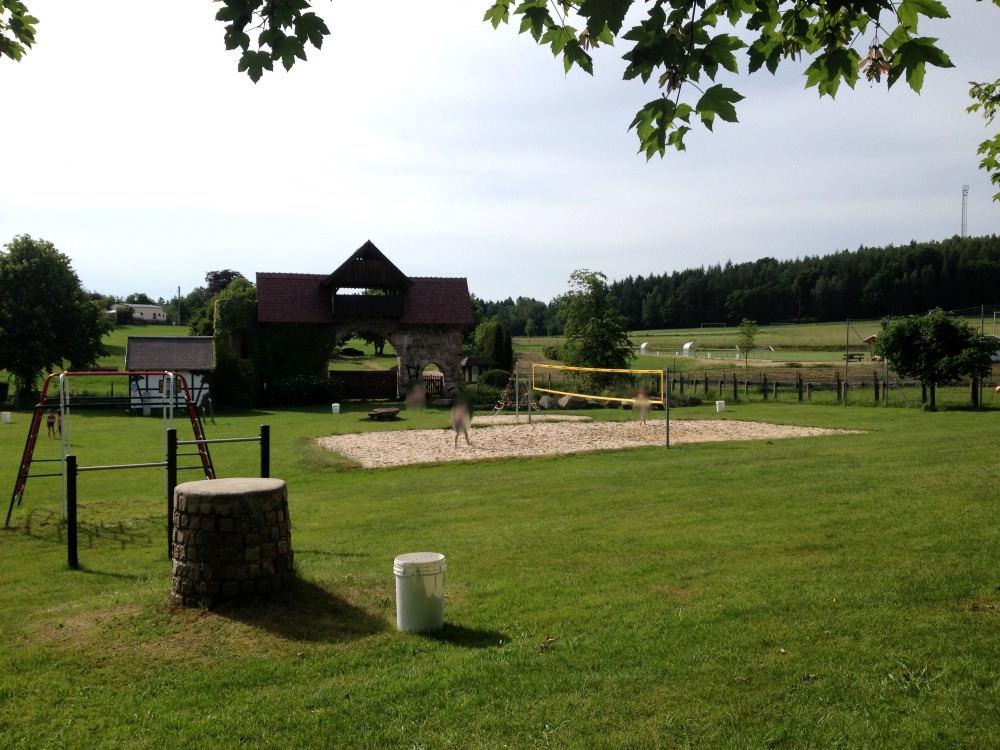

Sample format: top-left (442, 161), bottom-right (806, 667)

top-left (477, 235), bottom-right (1000, 335)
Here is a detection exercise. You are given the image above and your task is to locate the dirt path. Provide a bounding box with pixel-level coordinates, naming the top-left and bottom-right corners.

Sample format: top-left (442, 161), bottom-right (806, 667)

top-left (316, 416), bottom-right (859, 469)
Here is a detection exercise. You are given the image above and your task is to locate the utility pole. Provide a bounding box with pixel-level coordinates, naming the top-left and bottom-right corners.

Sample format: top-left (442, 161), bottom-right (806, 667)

top-left (962, 184), bottom-right (969, 237)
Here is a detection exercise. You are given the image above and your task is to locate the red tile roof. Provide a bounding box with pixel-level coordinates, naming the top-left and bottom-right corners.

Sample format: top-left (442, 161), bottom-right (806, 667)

top-left (256, 272), bottom-right (473, 328)
top-left (256, 273), bottom-right (331, 323)
top-left (401, 278), bottom-right (475, 326)
top-left (125, 337), bottom-right (215, 372)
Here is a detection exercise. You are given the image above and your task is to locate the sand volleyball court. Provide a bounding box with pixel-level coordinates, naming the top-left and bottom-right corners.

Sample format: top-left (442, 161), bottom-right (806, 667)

top-left (316, 415), bottom-right (859, 469)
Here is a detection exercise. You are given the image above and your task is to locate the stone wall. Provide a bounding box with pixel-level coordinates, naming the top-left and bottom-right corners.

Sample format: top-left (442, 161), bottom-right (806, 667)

top-left (171, 477), bottom-right (293, 607)
top-left (392, 326), bottom-right (465, 399)
top-left (332, 318), bottom-right (466, 399)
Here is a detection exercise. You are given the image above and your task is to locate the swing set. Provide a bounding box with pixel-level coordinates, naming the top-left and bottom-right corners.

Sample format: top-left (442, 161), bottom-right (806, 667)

top-left (5, 370), bottom-right (215, 527)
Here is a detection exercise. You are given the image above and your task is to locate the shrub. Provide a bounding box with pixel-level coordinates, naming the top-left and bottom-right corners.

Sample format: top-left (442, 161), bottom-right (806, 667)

top-left (268, 375), bottom-right (343, 406)
top-left (115, 305), bottom-right (135, 325)
top-left (543, 345), bottom-right (560, 360)
top-left (472, 384), bottom-right (504, 406)
top-left (481, 369), bottom-right (512, 388)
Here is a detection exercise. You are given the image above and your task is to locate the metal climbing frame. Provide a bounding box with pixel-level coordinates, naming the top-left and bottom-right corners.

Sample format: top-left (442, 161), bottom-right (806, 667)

top-left (5, 370), bottom-right (215, 527)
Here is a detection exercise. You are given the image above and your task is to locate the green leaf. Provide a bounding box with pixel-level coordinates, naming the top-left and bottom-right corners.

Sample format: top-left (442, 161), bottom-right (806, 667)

top-left (591, 23), bottom-right (615, 46)
top-left (629, 98), bottom-right (676, 159)
top-left (483, 1), bottom-right (513, 29)
top-left (280, 36), bottom-right (307, 71)
top-left (0, 36), bottom-right (24, 62)
top-left (696, 84), bottom-right (744, 130)
top-left (578, 0), bottom-right (631, 36)
top-left (237, 50), bottom-right (273, 83)
top-left (562, 39), bottom-right (594, 75)
top-left (541, 24), bottom-right (576, 56)
top-left (804, 48), bottom-right (859, 97)
top-left (215, 0), bottom-right (259, 24)
top-left (747, 38), bottom-right (779, 75)
top-left (702, 34), bottom-right (744, 78)
top-left (897, 0), bottom-right (950, 31)
top-left (881, 25), bottom-right (909, 54)
top-left (517, 4), bottom-right (551, 42)
top-left (294, 12), bottom-right (329, 49)
top-left (224, 28), bottom-right (251, 52)
top-left (888, 37), bottom-right (954, 92)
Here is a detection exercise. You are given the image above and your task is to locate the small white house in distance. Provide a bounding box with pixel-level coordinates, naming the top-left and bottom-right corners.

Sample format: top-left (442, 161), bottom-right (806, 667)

top-left (113, 303), bottom-right (168, 323)
top-left (124, 336), bottom-right (214, 411)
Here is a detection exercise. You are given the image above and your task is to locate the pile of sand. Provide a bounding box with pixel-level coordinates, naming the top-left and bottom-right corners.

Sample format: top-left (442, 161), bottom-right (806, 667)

top-left (315, 416), bottom-right (859, 469)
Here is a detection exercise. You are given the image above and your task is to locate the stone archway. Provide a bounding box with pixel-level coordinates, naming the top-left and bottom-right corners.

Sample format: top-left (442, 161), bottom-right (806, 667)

top-left (333, 321), bottom-right (464, 400)
top-left (387, 328), bottom-right (464, 400)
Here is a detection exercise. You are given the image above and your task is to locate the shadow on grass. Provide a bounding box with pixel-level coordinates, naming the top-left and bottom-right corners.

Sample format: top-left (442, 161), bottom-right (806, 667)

top-left (75, 564), bottom-right (149, 581)
top-left (15, 507), bottom-right (156, 551)
top-left (296, 548), bottom-right (369, 558)
top-left (420, 622), bottom-right (509, 649)
top-left (213, 578), bottom-right (387, 643)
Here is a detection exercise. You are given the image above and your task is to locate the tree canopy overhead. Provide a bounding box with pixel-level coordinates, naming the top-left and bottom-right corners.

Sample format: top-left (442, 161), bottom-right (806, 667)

top-left (2, 1), bottom-right (998, 194)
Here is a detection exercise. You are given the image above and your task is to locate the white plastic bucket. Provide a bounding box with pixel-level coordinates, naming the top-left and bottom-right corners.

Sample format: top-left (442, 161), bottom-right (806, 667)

top-left (1, 412), bottom-right (10, 424)
top-left (716, 400), bottom-right (725, 413)
top-left (331, 403), bottom-right (340, 414)
top-left (394, 552), bottom-right (446, 633)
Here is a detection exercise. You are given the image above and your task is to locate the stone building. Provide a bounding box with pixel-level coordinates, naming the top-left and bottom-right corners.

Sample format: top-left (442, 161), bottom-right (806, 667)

top-left (254, 241), bottom-right (475, 398)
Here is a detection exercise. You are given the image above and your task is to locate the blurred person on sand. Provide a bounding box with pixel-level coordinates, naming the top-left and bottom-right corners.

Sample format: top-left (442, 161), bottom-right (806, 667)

top-left (635, 389), bottom-right (651, 426)
top-left (451, 400), bottom-right (472, 448)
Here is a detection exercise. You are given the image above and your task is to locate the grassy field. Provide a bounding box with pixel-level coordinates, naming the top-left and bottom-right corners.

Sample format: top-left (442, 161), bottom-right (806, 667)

top-left (2, 400), bottom-right (999, 748)
top-left (521, 317), bottom-right (997, 363)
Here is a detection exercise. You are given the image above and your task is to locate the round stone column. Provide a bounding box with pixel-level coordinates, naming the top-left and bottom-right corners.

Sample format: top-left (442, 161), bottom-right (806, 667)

top-left (171, 477), bottom-right (293, 607)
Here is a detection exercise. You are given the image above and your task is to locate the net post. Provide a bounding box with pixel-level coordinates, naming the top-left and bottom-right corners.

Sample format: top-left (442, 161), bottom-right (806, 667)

top-left (260, 424), bottom-right (270, 478)
top-left (664, 369), bottom-right (670, 448)
top-left (67, 454), bottom-right (79, 570)
top-left (166, 428), bottom-right (177, 560)
top-left (528, 364), bottom-right (532, 424)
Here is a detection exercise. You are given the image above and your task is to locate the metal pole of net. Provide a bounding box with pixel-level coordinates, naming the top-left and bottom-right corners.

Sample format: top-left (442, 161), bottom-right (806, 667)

top-left (664, 368), bottom-right (670, 448)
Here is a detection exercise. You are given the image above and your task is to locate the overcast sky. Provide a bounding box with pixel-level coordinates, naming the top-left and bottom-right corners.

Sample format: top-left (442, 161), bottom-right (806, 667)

top-left (2, 1), bottom-right (998, 304)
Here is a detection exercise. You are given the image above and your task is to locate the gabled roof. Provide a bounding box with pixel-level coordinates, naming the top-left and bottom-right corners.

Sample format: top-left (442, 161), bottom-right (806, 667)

top-left (256, 273), bottom-right (331, 323)
top-left (321, 240), bottom-right (412, 292)
top-left (125, 337), bottom-right (215, 372)
top-left (401, 278), bottom-right (475, 326)
top-left (255, 247), bottom-right (474, 328)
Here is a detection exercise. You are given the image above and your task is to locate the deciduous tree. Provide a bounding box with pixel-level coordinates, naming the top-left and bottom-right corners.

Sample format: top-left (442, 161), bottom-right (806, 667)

top-left (0, 235), bottom-right (112, 399)
top-left (205, 269), bottom-right (246, 297)
top-left (559, 269), bottom-right (633, 371)
top-left (872, 308), bottom-right (994, 410)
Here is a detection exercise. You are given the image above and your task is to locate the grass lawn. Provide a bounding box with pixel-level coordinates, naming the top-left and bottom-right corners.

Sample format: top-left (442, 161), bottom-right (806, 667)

top-left (1, 400), bottom-right (999, 748)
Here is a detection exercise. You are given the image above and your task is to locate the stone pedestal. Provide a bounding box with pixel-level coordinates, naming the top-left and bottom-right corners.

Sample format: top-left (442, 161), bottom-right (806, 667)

top-left (171, 477), bottom-right (293, 607)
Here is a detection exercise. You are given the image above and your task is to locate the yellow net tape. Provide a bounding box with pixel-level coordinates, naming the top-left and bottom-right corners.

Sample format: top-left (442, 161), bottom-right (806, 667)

top-left (531, 364), bottom-right (666, 405)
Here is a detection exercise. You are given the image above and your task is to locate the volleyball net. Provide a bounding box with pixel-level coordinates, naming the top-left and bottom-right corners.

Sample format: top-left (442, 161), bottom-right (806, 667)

top-left (530, 364), bottom-right (667, 405)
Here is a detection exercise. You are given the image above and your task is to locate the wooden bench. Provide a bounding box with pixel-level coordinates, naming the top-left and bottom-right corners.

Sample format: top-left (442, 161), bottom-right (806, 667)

top-left (843, 353), bottom-right (864, 361)
top-left (368, 407), bottom-right (400, 421)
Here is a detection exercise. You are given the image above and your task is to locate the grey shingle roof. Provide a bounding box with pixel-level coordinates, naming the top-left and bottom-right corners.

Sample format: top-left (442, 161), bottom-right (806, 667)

top-left (125, 337), bottom-right (215, 372)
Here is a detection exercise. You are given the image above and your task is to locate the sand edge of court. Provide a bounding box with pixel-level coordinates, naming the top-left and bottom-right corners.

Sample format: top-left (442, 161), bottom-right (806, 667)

top-left (316, 417), bottom-right (861, 469)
